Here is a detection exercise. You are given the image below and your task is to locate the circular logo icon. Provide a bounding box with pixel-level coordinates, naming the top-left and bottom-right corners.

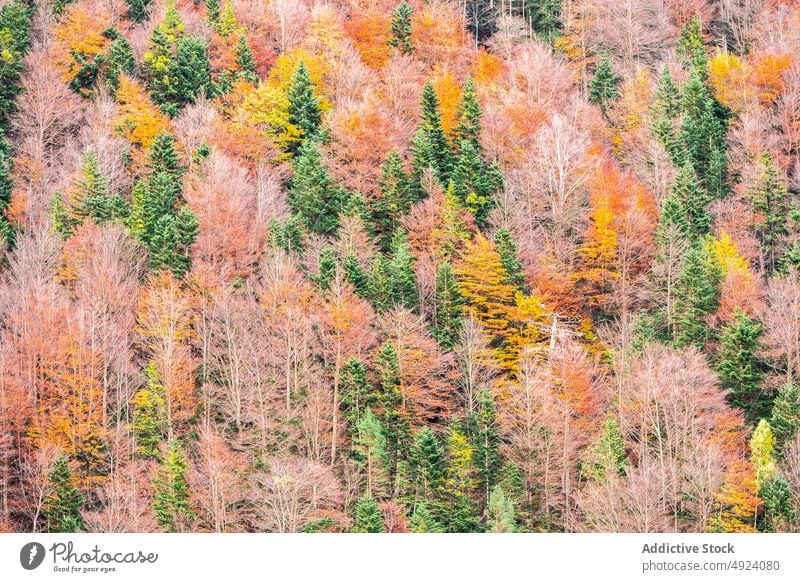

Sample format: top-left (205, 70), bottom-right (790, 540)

top-left (20, 542), bottom-right (46, 570)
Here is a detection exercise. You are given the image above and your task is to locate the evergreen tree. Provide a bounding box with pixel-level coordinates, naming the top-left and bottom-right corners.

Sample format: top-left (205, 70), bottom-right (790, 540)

top-left (678, 18), bottom-right (708, 77)
top-left (376, 341), bottom-right (410, 488)
top-left (750, 419), bottom-right (777, 486)
top-left (750, 153), bottom-right (790, 274)
top-left (467, 389), bottom-right (503, 504)
top-left (583, 415), bottom-right (627, 481)
top-left (658, 162), bottom-right (711, 242)
top-left (652, 68), bottom-right (680, 161)
top-left (125, 0), bottom-right (153, 24)
top-left (205, 0), bottom-right (220, 25)
top-left (367, 254), bottom-right (393, 313)
top-left (388, 1), bottom-right (413, 54)
top-left (106, 35), bottom-right (136, 92)
top-left (234, 34), bottom-right (258, 84)
top-left (174, 36), bottom-right (211, 105)
top-left (287, 61), bottom-right (322, 150)
top-left (371, 151), bottom-right (412, 250)
top-left (352, 494), bottom-right (385, 532)
top-left (132, 363), bottom-right (168, 460)
top-left (770, 383), bottom-right (800, 451)
top-left (432, 261), bottom-right (464, 349)
top-left (387, 229), bottom-right (418, 311)
top-left (314, 247), bottom-right (337, 291)
top-left (152, 440), bottom-right (194, 532)
top-left (524, 0), bottom-right (562, 39)
top-left (0, 129), bottom-right (15, 245)
top-left (450, 139), bottom-right (502, 224)
top-left (408, 502), bottom-right (443, 532)
top-left (43, 454), bottom-right (85, 533)
top-left (454, 78), bottom-right (482, 153)
top-left (142, 3), bottom-right (185, 115)
top-left (717, 311), bottom-right (767, 421)
top-left (353, 408), bottom-right (391, 498)
top-left (672, 239), bottom-right (722, 348)
top-left (485, 484), bottom-right (516, 532)
top-left (343, 254), bottom-right (368, 298)
top-left (588, 57), bottom-right (620, 118)
top-left (340, 357), bottom-right (374, 431)
top-left (287, 140), bottom-right (349, 235)
top-left (0, 0), bottom-right (32, 127)
top-left (443, 425), bottom-right (481, 532)
top-left (410, 83), bottom-right (453, 193)
top-left (494, 228), bottom-right (526, 290)
top-left (408, 427), bottom-right (446, 503)
top-left (759, 475), bottom-right (796, 532)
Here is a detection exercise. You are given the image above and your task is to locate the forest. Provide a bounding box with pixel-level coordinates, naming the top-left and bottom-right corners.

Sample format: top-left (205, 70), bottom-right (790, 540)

top-left (1, 0), bottom-right (800, 534)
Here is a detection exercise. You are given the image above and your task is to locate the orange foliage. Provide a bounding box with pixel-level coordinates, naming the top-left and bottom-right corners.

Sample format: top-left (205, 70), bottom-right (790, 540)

top-left (472, 50), bottom-right (507, 89)
top-left (411, 3), bottom-right (467, 68)
top-left (751, 53), bottom-right (794, 105)
top-left (52, 2), bottom-right (112, 90)
top-left (114, 75), bottom-right (171, 153)
top-left (344, 12), bottom-right (391, 69)
top-left (432, 69), bottom-right (462, 135)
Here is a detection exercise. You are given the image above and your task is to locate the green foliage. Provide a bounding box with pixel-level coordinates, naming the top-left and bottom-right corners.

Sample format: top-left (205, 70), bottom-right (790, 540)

top-left (352, 494), bottom-right (385, 533)
top-left (523, 0), bottom-right (562, 39)
top-left (443, 425), bottom-right (481, 532)
top-left (410, 83), bottom-right (454, 193)
top-left (466, 389), bottom-right (502, 502)
top-left (493, 229), bottom-right (525, 290)
top-left (174, 36), bottom-right (211, 105)
top-left (287, 61), bottom-right (322, 150)
top-left (485, 484), bottom-right (516, 532)
top-left (408, 502), bottom-right (443, 532)
top-left (750, 153), bottom-right (790, 274)
top-left (0, 0), bottom-right (32, 127)
top-left (677, 19), bottom-right (708, 77)
top-left (583, 416), bottom-right (627, 481)
top-left (235, 34), bottom-right (258, 84)
top-left (588, 57), bottom-right (620, 116)
top-left (387, 229), bottom-right (418, 311)
top-left (0, 129), bottom-right (15, 245)
top-left (388, 1), bottom-right (413, 54)
top-left (125, 0), bottom-right (153, 24)
top-left (371, 151), bottom-right (413, 250)
top-left (432, 261), bottom-right (463, 349)
top-left (717, 311), bottom-right (767, 421)
top-left (353, 408), bottom-right (391, 498)
top-left (759, 475), bottom-right (796, 532)
top-left (287, 140), bottom-right (350, 235)
top-left (132, 363), bottom-right (168, 460)
top-left (454, 78), bottom-right (482, 152)
top-left (128, 134), bottom-right (197, 277)
top-left (43, 454), bottom-right (85, 533)
top-left (106, 35), bottom-right (136, 92)
top-left (652, 68), bottom-right (680, 158)
top-left (152, 439), bottom-right (194, 532)
top-left (340, 357), bottom-right (375, 431)
top-left (659, 162), bottom-right (711, 243)
top-left (450, 140), bottom-right (502, 225)
top-left (343, 254), bottom-right (368, 298)
top-left (672, 239), bottom-right (722, 348)
top-left (408, 427), bottom-right (446, 502)
top-left (375, 342), bottom-right (410, 483)
top-left (314, 247), bottom-right (337, 291)
top-left (269, 215), bottom-right (304, 253)
top-left (770, 383), bottom-right (800, 451)
top-left (367, 254), bottom-right (393, 312)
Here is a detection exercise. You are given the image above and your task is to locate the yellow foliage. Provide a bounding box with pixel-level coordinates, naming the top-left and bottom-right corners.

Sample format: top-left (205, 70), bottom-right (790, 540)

top-left (472, 50), bottom-right (506, 89)
top-left (712, 230), bottom-right (750, 277)
top-left (114, 75), bottom-right (171, 151)
top-left (708, 52), bottom-right (752, 112)
top-left (432, 69), bottom-right (462, 135)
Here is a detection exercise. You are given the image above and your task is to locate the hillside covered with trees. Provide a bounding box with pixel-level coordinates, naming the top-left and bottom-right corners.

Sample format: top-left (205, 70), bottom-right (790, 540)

top-left (1, 0), bottom-right (800, 533)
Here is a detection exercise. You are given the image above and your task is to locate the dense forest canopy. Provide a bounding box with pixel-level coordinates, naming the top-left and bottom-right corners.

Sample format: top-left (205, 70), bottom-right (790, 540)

top-left (1, 0), bottom-right (800, 534)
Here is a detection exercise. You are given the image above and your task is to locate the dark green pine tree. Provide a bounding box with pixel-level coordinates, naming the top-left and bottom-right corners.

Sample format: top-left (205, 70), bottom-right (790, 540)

top-left (287, 140), bottom-right (349, 235)
top-left (677, 18), bottom-right (709, 77)
top-left (408, 427), bottom-right (446, 503)
top-left (0, 0), bottom-right (32, 127)
top-left (387, 229), bottom-right (418, 311)
top-left (152, 440), bottom-right (194, 532)
top-left (467, 389), bottom-right (503, 504)
top-left (174, 36), bottom-right (211, 105)
top-left (147, 206), bottom-right (198, 277)
top-left (0, 128), bottom-right (14, 245)
top-left (432, 261), bottom-right (464, 349)
top-left (235, 34), bottom-right (259, 84)
top-left (770, 383), bottom-right (800, 451)
top-left (371, 151), bottom-right (413, 250)
top-left (340, 357), bottom-right (375, 433)
top-left (343, 254), bottom-right (368, 298)
top-left (494, 228), bottom-right (526, 289)
top-left (408, 502), bottom-right (444, 532)
top-left (78, 152), bottom-right (129, 226)
top-left (524, 0), bottom-right (562, 40)
top-left (659, 161), bottom-right (711, 242)
top-left (443, 424), bottom-right (482, 532)
top-left (750, 153), bottom-right (790, 274)
top-left (672, 239), bottom-right (723, 349)
top-left (453, 78), bottom-right (482, 152)
top-left (410, 83), bottom-right (454, 193)
top-left (759, 475), bottom-right (796, 532)
top-left (125, 0), bottom-right (153, 24)
top-left (588, 57), bottom-right (620, 118)
top-left (352, 494), bottom-right (385, 532)
top-left (142, 5), bottom-right (184, 115)
top-left (205, 0), bottom-right (220, 26)
top-left (375, 341), bottom-right (410, 487)
top-left (367, 254), bottom-right (393, 313)
top-left (652, 68), bottom-right (681, 162)
top-left (148, 132), bottom-right (185, 178)
top-left (314, 247), bottom-right (337, 291)
top-left (583, 415), bottom-right (627, 481)
top-left (43, 454), bottom-right (85, 533)
top-left (388, 1), bottom-right (413, 54)
top-left (106, 34), bottom-right (136, 92)
top-left (287, 61), bottom-right (322, 150)
top-left (450, 139), bottom-right (503, 225)
top-left (717, 311), bottom-right (767, 421)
